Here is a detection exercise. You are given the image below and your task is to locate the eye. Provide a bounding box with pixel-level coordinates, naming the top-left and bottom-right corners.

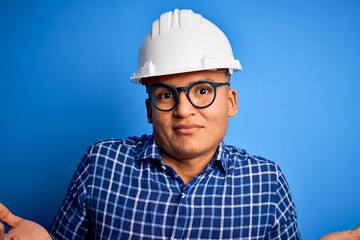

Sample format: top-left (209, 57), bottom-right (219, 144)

top-left (193, 83), bottom-right (214, 95)
top-left (197, 88), bottom-right (210, 95)
top-left (153, 88), bottom-right (176, 101)
top-left (159, 92), bottom-right (174, 100)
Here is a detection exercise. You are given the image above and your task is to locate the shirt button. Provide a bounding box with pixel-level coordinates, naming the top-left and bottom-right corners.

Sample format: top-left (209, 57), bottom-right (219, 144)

top-left (161, 165), bottom-right (166, 171)
top-left (181, 193), bottom-right (186, 198)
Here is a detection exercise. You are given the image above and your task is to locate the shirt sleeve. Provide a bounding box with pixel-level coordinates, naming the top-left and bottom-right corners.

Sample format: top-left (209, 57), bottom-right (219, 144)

top-left (268, 165), bottom-right (302, 239)
top-left (48, 146), bottom-right (93, 239)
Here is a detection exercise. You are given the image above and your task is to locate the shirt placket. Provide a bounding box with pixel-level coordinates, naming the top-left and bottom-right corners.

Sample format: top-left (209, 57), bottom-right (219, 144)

top-left (170, 185), bottom-right (191, 240)
top-left (160, 164), bottom-right (193, 240)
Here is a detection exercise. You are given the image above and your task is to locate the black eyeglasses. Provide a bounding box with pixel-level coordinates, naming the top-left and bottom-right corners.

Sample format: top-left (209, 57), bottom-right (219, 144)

top-left (146, 80), bottom-right (230, 112)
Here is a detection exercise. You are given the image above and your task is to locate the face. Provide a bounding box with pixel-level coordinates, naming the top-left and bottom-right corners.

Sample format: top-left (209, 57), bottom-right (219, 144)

top-left (145, 70), bottom-right (238, 161)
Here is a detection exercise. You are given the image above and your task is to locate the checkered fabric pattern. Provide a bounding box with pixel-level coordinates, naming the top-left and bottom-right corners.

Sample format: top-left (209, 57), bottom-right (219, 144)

top-left (49, 134), bottom-right (301, 239)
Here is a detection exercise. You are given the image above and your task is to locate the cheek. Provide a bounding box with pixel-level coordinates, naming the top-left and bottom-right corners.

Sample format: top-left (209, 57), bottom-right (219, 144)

top-left (209, 95), bottom-right (231, 125)
top-left (151, 111), bottom-right (171, 131)
top-left (209, 95), bottom-right (230, 116)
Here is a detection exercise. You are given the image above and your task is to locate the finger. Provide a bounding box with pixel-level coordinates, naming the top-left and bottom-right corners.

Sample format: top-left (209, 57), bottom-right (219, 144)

top-left (351, 225), bottom-right (360, 238)
top-left (0, 222), bottom-right (4, 240)
top-left (0, 203), bottom-right (22, 228)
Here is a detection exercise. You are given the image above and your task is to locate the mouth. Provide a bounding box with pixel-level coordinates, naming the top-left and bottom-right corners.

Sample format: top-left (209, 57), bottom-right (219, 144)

top-left (173, 124), bottom-right (203, 135)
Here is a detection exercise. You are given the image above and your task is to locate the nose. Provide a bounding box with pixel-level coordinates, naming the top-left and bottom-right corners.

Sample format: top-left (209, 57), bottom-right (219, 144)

top-left (173, 91), bottom-right (195, 117)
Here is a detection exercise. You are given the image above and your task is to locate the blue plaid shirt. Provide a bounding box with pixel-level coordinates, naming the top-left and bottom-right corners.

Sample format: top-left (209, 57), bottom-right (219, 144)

top-left (49, 134), bottom-right (301, 239)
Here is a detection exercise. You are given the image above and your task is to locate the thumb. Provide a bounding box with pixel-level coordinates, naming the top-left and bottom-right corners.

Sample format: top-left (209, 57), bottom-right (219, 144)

top-left (351, 225), bottom-right (360, 239)
top-left (0, 203), bottom-right (22, 228)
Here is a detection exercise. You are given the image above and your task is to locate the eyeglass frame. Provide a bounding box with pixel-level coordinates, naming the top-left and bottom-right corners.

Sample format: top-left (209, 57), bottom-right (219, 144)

top-left (146, 80), bottom-right (230, 112)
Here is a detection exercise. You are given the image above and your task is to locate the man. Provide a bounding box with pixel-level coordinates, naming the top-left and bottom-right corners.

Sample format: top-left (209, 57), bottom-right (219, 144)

top-left (0, 9), bottom-right (359, 240)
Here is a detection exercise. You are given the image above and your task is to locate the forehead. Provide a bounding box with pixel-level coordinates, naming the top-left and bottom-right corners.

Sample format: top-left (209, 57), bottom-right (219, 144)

top-left (142, 70), bottom-right (229, 86)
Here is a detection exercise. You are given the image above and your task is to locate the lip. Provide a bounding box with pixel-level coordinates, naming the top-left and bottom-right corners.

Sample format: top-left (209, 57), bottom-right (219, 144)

top-left (173, 124), bottom-right (203, 134)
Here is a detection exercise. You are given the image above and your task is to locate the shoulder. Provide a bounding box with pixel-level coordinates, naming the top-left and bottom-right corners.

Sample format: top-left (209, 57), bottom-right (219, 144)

top-left (87, 134), bottom-right (153, 155)
top-left (75, 134), bottom-right (155, 173)
top-left (79, 135), bottom-right (156, 166)
top-left (222, 143), bottom-right (281, 176)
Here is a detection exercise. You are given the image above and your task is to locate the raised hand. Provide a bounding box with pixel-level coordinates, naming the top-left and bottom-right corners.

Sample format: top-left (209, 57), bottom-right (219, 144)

top-left (320, 225), bottom-right (360, 240)
top-left (0, 203), bottom-right (51, 240)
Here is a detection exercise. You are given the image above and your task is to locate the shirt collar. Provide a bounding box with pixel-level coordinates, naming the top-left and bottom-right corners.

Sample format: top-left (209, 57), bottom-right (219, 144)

top-left (134, 135), bottom-right (163, 164)
top-left (134, 135), bottom-right (228, 172)
top-left (212, 142), bottom-right (229, 172)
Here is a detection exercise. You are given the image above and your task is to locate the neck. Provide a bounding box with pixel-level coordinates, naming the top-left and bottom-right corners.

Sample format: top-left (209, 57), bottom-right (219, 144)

top-left (161, 150), bottom-right (216, 184)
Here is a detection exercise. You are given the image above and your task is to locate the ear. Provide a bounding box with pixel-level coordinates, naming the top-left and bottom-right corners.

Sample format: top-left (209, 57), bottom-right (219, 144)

top-left (145, 99), bottom-right (153, 123)
top-left (228, 89), bottom-right (238, 117)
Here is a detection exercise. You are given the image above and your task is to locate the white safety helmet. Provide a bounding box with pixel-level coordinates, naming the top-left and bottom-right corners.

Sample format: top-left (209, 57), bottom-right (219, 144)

top-left (131, 9), bottom-right (242, 84)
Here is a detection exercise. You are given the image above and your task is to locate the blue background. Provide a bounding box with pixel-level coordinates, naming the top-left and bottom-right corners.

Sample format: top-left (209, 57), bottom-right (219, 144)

top-left (1, 1), bottom-right (359, 239)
